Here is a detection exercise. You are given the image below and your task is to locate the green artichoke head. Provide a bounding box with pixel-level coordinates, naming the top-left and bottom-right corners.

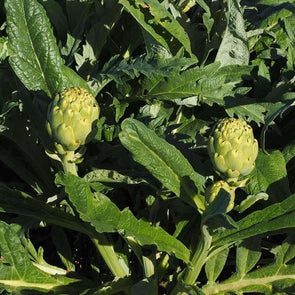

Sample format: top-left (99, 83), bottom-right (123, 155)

top-left (208, 118), bottom-right (258, 181)
top-left (46, 87), bottom-right (99, 153)
top-left (205, 180), bottom-right (235, 212)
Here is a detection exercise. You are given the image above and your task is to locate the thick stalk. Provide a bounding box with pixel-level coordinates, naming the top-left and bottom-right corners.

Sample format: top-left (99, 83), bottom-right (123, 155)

top-left (182, 180), bottom-right (205, 212)
top-left (158, 253), bottom-right (170, 280)
top-left (182, 233), bottom-right (211, 284)
top-left (92, 237), bottom-right (129, 278)
top-left (126, 236), bottom-right (155, 278)
top-left (171, 232), bottom-right (211, 295)
top-left (61, 151), bottom-right (77, 175)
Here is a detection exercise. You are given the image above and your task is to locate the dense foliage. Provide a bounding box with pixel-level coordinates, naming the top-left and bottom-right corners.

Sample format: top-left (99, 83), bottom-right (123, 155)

top-left (1, 0), bottom-right (295, 294)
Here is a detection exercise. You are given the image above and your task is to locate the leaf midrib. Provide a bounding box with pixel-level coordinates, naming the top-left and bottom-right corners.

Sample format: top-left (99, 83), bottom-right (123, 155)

top-left (20, 0), bottom-right (49, 94)
top-left (203, 273), bottom-right (294, 295)
top-left (125, 132), bottom-right (181, 194)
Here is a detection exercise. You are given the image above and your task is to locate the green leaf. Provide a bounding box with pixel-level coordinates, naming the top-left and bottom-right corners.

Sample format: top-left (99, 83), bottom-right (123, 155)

top-left (203, 263), bottom-right (295, 294)
top-left (236, 237), bottom-right (262, 276)
top-left (215, 0), bottom-right (249, 66)
top-left (203, 189), bottom-right (233, 219)
top-left (0, 104), bottom-right (55, 194)
top-left (131, 278), bottom-right (157, 295)
top-left (281, 235), bottom-right (295, 264)
top-left (84, 169), bottom-right (149, 186)
top-left (0, 37), bottom-right (9, 61)
top-left (95, 51), bottom-right (197, 95)
top-left (247, 150), bottom-right (290, 203)
top-left (205, 247), bottom-right (229, 284)
top-left (282, 142), bottom-right (295, 164)
top-left (235, 192), bottom-right (269, 213)
top-left (118, 0), bottom-right (169, 52)
top-left (61, 65), bottom-right (92, 93)
top-left (82, 277), bottom-right (133, 295)
top-left (258, 0), bottom-right (295, 4)
top-left (0, 221), bottom-right (78, 292)
top-left (76, 0), bottom-right (122, 65)
top-left (172, 277), bottom-right (206, 295)
top-left (51, 226), bottom-right (75, 272)
top-left (139, 62), bottom-right (252, 105)
top-left (260, 96), bottom-right (295, 151)
top-left (211, 193), bottom-right (295, 249)
top-left (225, 97), bottom-right (265, 126)
top-left (40, 0), bottom-right (68, 42)
top-left (204, 235), bottom-right (295, 295)
top-left (0, 183), bottom-right (98, 238)
top-left (119, 0), bottom-right (194, 57)
top-left (5, 0), bottom-right (63, 97)
top-left (60, 173), bottom-right (191, 263)
top-left (259, 2), bottom-right (295, 30)
top-left (119, 118), bottom-right (205, 211)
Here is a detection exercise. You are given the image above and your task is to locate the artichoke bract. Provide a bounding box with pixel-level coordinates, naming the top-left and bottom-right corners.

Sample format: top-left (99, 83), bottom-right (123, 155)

top-left (208, 118), bottom-right (258, 181)
top-left (47, 87), bottom-right (99, 154)
top-left (205, 180), bottom-right (235, 212)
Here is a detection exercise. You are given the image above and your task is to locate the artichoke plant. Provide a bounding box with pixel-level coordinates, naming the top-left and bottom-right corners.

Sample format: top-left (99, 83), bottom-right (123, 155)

top-left (205, 180), bottom-right (235, 212)
top-left (46, 87), bottom-right (99, 174)
top-left (208, 118), bottom-right (258, 181)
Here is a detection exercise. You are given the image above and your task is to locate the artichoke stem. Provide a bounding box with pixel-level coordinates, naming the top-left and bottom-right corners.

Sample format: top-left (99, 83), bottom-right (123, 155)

top-left (171, 232), bottom-right (211, 295)
top-left (91, 237), bottom-right (129, 278)
top-left (61, 151), bottom-right (78, 175)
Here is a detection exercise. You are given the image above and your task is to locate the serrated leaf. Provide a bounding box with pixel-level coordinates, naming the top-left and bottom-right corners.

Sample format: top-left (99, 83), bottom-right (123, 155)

top-left (0, 183), bottom-right (98, 238)
top-left (141, 63), bottom-right (219, 101)
top-left (212, 193), bottom-right (295, 249)
top-left (203, 263), bottom-right (295, 294)
top-left (84, 169), bottom-right (149, 186)
top-left (5, 0), bottom-right (63, 97)
top-left (139, 63), bottom-right (252, 105)
top-left (119, 118), bottom-right (205, 210)
top-left (95, 52), bottom-right (197, 94)
top-left (259, 2), bottom-right (295, 30)
top-left (0, 221), bottom-right (77, 292)
top-left (60, 173), bottom-right (191, 263)
top-left (225, 97), bottom-right (265, 125)
top-left (0, 183), bottom-right (130, 278)
top-left (205, 234), bottom-right (295, 294)
top-left (215, 0), bottom-right (249, 66)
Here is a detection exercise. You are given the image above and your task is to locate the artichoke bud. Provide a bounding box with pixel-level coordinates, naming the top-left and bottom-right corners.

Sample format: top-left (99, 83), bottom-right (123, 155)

top-left (205, 180), bottom-right (235, 212)
top-left (46, 87), bottom-right (99, 154)
top-left (208, 118), bottom-right (258, 181)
